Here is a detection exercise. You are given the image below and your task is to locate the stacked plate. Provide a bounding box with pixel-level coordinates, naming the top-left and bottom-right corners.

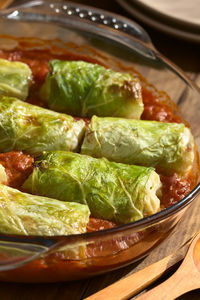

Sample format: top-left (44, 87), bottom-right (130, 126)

top-left (117, 0), bottom-right (200, 42)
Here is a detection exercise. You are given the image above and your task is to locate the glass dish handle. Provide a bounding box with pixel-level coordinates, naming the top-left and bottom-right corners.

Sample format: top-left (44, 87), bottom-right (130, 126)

top-left (7, 0), bottom-right (152, 45)
top-left (0, 235), bottom-right (57, 271)
top-left (2, 0), bottom-right (154, 50)
top-left (43, 0), bottom-right (152, 46)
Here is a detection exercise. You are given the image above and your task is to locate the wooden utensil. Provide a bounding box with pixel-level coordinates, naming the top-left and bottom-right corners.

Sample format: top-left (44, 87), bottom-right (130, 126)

top-left (137, 232), bottom-right (200, 300)
top-left (84, 233), bottom-right (196, 300)
top-left (0, 0), bottom-right (13, 9)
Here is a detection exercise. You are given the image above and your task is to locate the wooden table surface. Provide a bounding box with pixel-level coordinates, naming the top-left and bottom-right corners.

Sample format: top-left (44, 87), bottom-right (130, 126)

top-left (0, 1), bottom-right (200, 299)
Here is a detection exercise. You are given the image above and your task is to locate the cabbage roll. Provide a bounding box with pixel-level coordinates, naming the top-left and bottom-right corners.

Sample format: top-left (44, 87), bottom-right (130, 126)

top-left (81, 116), bottom-right (195, 175)
top-left (0, 96), bottom-right (85, 154)
top-left (0, 58), bottom-right (31, 100)
top-left (0, 183), bottom-right (90, 236)
top-left (40, 60), bottom-right (143, 119)
top-left (23, 151), bottom-right (161, 224)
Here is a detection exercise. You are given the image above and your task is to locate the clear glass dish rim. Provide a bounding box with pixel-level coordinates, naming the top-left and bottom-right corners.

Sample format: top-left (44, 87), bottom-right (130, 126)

top-left (0, 0), bottom-right (199, 242)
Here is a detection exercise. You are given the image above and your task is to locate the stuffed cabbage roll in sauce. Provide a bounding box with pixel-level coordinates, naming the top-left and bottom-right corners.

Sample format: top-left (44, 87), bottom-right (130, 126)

top-left (40, 60), bottom-right (144, 119)
top-left (0, 58), bottom-right (31, 100)
top-left (81, 116), bottom-right (195, 176)
top-left (0, 183), bottom-right (90, 236)
top-left (23, 151), bottom-right (161, 224)
top-left (0, 96), bottom-right (85, 154)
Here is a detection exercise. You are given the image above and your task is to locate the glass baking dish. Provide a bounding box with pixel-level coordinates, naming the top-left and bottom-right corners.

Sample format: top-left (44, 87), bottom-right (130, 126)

top-left (0, 0), bottom-right (199, 282)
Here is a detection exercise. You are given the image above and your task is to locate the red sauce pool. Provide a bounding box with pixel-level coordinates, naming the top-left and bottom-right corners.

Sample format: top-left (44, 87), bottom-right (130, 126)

top-left (0, 151), bottom-right (33, 188)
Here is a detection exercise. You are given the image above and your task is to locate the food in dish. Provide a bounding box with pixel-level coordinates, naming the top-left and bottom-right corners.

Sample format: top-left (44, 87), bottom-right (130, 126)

top-left (81, 116), bottom-right (194, 175)
top-left (0, 58), bottom-right (31, 100)
top-left (22, 151), bottom-right (161, 224)
top-left (0, 34), bottom-right (198, 283)
top-left (0, 183), bottom-right (90, 235)
top-left (40, 60), bottom-right (143, 119)
top-left (0, 96), bottom-right (85, 154)
top-left (0, 37), bottom-right (198, 237)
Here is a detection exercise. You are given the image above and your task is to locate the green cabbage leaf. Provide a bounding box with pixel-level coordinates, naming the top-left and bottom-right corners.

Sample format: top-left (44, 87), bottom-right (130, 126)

top-left (23, 151), bottom-right (161, 224)
top-left (0, 58), bottom-right (31, 100)
top-left (0, 183), bottom-right (90, 236)
top-left (0, 96), bottom-right (85, 154)
top-left (81, 116), bottom-right (195, 175)
top-left (40, 60), bottom-right (144, 119)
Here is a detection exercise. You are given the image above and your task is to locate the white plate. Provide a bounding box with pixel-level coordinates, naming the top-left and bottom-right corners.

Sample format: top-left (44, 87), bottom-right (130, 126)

top-left (117, 0), bottom-right (200, 42)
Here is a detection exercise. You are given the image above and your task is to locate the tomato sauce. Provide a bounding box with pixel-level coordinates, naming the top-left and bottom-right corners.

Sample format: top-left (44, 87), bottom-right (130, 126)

top-left (87, 218), bottom-right (116, 232)
top-left (141, 88), bottom-right (182, 123)
top-left (0, 151), bottom-right (33, 188)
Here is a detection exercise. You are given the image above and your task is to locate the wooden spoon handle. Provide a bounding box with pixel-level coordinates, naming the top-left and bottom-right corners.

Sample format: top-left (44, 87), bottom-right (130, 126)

top-left (0, 0), bottom-right (14, 9)
top-left (136, 264), bottom-right (200, 300)
top-left (137, 234), bottom-right (200, 300)
top-left (84, 250), bottom-right (185, 300)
